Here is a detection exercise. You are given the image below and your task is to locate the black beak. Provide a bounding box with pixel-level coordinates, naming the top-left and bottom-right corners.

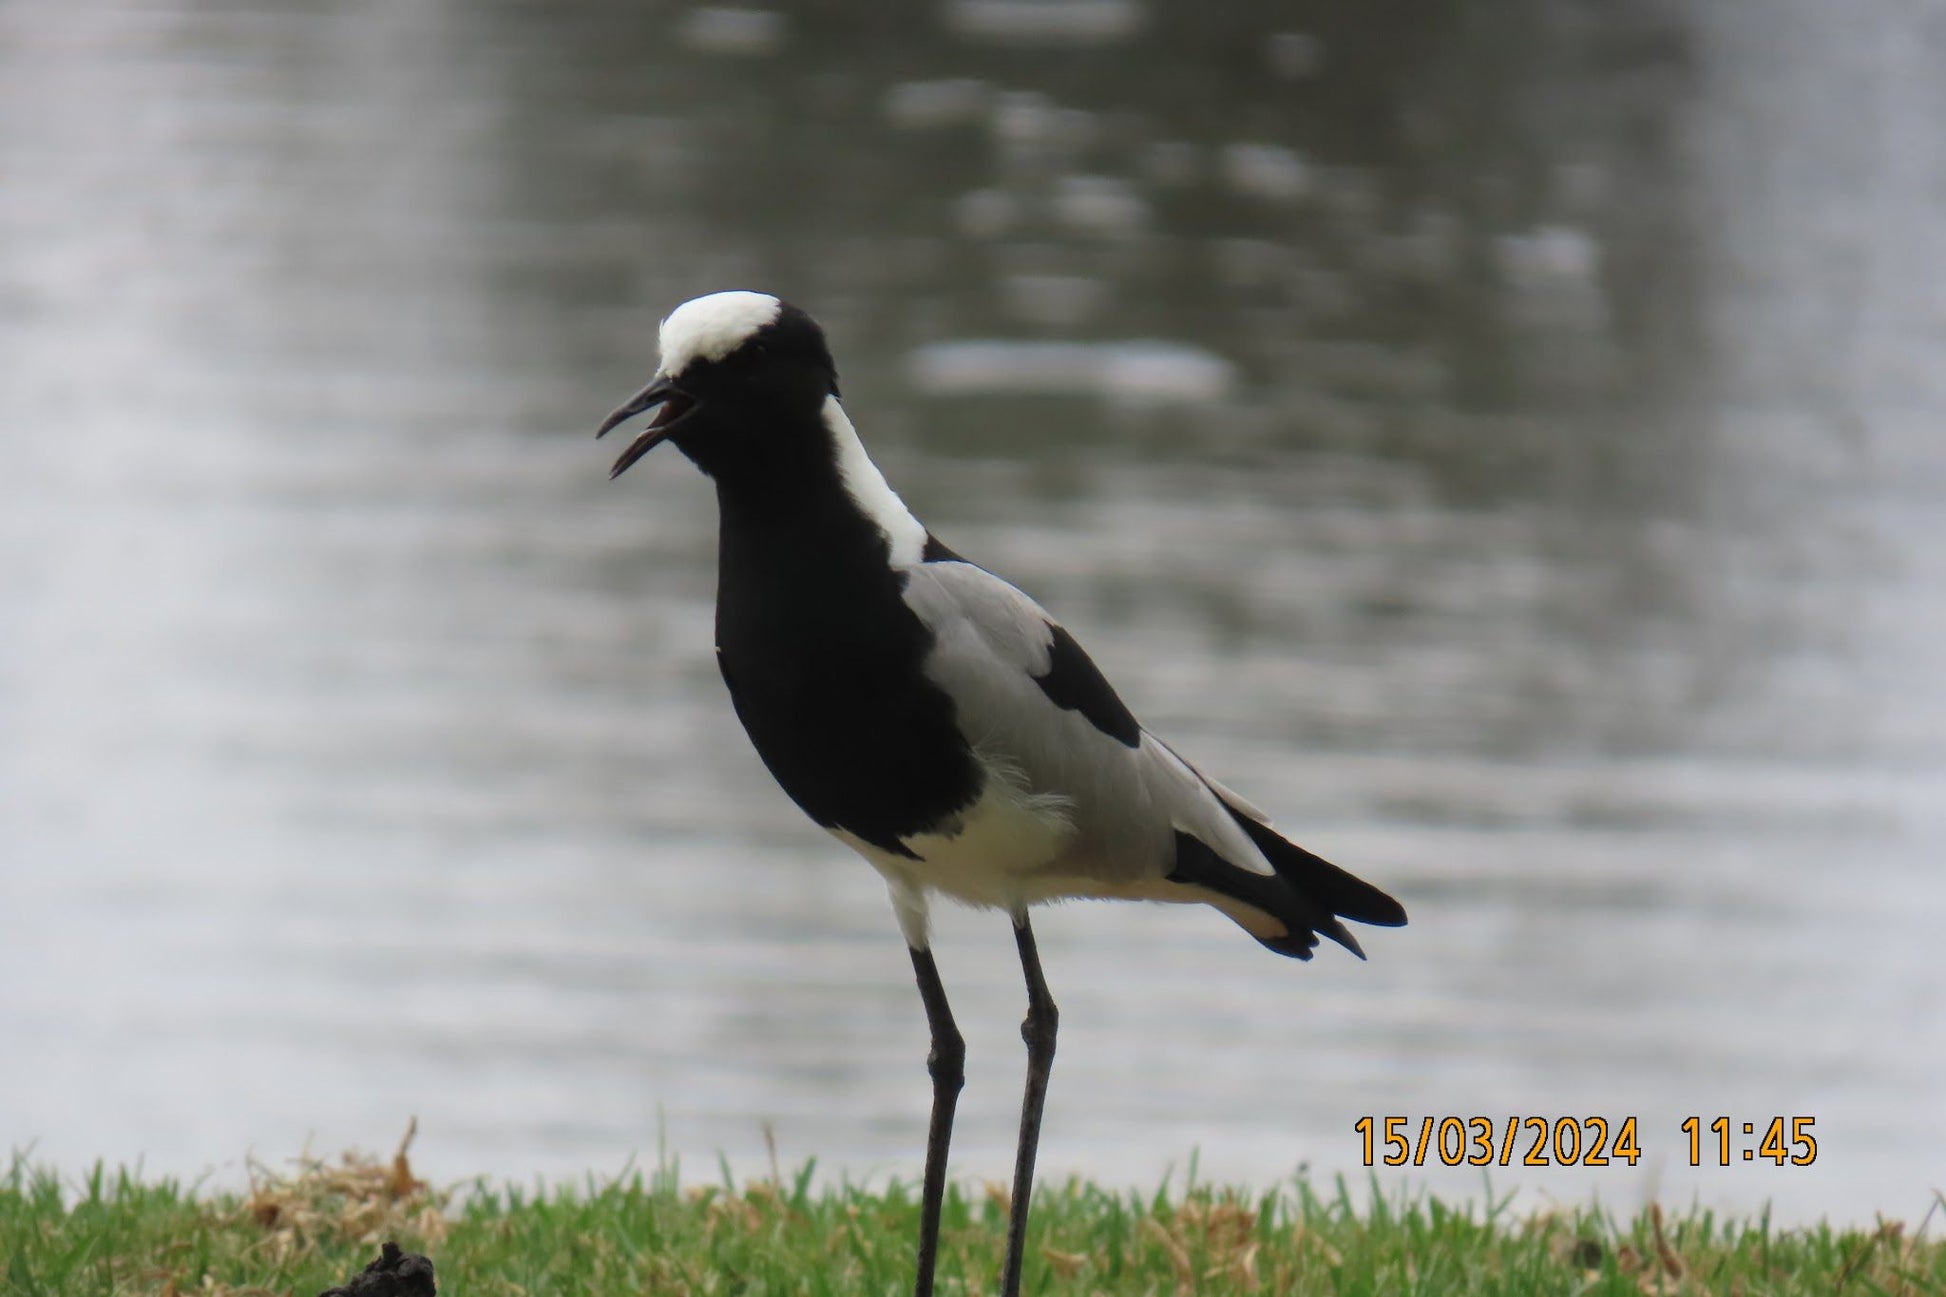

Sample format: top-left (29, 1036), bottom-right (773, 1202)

top-left (596, 376), bottom-right (698, 479)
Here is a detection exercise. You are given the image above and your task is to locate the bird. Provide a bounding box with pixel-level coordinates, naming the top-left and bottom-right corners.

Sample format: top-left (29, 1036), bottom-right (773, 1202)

top-left (596, 290), bottom-right (1406, 1297)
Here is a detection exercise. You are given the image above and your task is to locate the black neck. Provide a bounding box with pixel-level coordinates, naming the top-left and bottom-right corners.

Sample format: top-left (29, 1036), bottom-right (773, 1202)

top-left (698, 403), bottom-right (980, 854)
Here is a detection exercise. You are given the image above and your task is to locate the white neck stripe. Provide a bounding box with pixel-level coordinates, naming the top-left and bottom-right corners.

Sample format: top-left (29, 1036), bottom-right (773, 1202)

top-left (822, 395), bottom-right (927, 567)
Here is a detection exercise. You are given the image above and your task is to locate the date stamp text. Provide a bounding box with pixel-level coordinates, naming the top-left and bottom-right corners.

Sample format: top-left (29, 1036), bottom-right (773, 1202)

top-left (1353, 1116), bottom-right (1818, 1168)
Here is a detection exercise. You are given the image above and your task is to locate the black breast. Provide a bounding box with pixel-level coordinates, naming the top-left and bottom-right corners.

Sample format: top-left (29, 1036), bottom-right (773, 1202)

top-left (711, 477), bottom-right (981, 858)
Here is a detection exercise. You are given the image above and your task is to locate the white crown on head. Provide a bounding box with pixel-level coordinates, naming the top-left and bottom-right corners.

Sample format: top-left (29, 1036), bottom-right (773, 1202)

top-left (658, 291), bottom-right (783, 377)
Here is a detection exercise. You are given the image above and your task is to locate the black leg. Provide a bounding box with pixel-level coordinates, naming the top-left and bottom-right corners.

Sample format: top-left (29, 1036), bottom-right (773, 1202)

top-left (1002, 914), bottom-right (1059, 1297)
top-left (909, 946), bottom-right (965, 1297)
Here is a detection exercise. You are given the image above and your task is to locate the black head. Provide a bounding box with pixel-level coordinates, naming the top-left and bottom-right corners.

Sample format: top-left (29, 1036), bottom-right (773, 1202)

top-left (596, 291), bottom-right (840, 480)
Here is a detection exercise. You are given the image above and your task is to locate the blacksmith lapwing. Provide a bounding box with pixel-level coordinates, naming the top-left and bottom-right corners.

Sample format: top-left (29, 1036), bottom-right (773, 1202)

top-left (597, 291), bottom-right (1407, 1297)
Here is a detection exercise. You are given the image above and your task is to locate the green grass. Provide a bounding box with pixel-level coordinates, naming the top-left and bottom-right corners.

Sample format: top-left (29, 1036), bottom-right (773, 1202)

top-left (2, 1145), bottom-right (1940, 1296)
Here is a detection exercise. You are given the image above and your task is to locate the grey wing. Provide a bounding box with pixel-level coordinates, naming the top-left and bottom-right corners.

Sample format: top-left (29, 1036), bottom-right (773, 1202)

top-left (899, 559), bottom-right (1274, 885)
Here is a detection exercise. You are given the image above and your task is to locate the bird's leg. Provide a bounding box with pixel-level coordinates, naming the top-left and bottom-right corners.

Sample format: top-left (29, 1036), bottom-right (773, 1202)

top-left (1001, 913), bottom-right (1059, 1297)
top-left (909, 946), bottom-right (965, 1297)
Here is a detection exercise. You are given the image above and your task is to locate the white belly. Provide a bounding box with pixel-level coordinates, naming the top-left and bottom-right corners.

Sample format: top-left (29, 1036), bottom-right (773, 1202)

top-left (830, 759), bottom-right (1075, 911)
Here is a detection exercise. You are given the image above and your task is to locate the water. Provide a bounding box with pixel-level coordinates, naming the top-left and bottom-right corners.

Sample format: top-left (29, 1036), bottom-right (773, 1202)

top-left (2, 1), bottom-right (1941, 1226)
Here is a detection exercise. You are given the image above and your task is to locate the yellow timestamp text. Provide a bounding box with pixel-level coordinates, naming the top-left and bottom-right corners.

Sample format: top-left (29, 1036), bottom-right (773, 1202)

top-left (1354, 1116), bottom-right (1643, 1168)
top-left (1681, 1116), bottom-right (1817, 1166)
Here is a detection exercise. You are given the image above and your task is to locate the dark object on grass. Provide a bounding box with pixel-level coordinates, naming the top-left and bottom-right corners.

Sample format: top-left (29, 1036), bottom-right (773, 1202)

top-left (319, 1242), bottom-right (436, 1297)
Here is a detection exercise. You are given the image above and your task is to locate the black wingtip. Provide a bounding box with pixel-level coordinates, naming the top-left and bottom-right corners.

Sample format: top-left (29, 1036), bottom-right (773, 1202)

top-left (1362, 894), bottom-right (1408, 929)
top-left (1226, 809), bottom-right (1407, 929)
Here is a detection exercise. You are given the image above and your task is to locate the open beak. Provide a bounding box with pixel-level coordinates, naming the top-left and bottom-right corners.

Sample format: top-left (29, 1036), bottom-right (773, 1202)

top-left (596, 376), bottom-right (698, 479)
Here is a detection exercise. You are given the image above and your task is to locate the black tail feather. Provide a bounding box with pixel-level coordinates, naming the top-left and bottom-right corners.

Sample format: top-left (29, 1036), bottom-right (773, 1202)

top-left (1167, 815), bottom-right (1405, 962)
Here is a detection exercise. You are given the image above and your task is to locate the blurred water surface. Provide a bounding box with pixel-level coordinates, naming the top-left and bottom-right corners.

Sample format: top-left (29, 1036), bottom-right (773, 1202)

top-left (2, 1), bottom-right (1942, 1225)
